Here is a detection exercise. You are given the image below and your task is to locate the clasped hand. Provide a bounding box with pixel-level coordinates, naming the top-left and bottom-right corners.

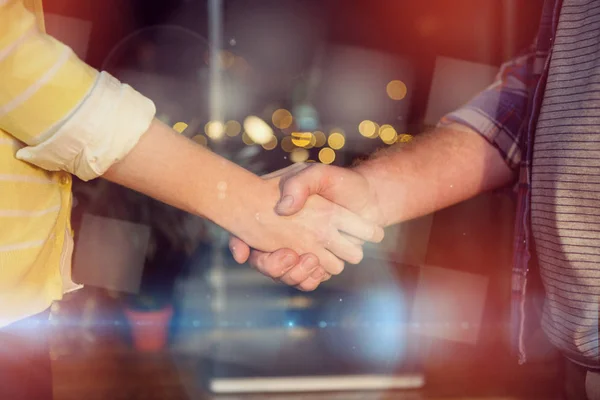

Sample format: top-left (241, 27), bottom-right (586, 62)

top-left (230, 163), bottom-right (385, 291)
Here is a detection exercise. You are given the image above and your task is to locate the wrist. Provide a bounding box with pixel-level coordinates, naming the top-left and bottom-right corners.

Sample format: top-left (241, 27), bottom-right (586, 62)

top-left (222, 177), bottom-right (280, 248)
top-left (351, 163), bottom-right (389, 227)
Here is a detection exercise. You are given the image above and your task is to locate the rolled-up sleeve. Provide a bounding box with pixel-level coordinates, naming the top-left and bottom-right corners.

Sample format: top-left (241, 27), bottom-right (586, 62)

top-left (438, 51), bottom-right (538, 170)
top-left (0, 0), bottom-right (155, 181)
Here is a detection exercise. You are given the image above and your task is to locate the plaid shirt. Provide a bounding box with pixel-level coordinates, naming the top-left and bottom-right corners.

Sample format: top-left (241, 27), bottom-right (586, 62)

top-left (440, 0), bottom-right (562, 364)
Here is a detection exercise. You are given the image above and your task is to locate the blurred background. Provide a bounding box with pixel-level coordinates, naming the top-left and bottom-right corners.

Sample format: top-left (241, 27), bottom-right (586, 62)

top-left (40, 0), bottom-right (561, 399)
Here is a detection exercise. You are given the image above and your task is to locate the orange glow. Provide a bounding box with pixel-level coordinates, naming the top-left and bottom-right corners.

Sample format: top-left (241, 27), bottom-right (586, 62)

top-left (272, 109), bottom-right (293, 129)
top-left (386, 80), bottom-right (407, 101)
top-left (313, 131), bottom-right (326, 147)
top-left (225, 120), bottom-right (241, 137)
top-left (192, 135), bottom-right (207, 146)
top-left (281, 136), bottom-right (295, 152)
top-left (242, 132), bottom-right (254, 145)
top-left (318, 147), bottom-right (335, 164)
top-left (262, 135), bottom-right (278, 150)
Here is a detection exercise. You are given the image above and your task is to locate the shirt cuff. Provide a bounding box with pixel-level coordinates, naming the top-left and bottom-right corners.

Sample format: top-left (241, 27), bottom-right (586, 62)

top-left (437, 90), bottom-right (524, 170)
top-left (16, 71), bottom-right (156, 181)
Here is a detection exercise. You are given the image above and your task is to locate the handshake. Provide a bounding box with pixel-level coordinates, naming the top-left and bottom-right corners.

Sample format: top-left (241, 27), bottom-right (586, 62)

top-left (227, 162), bottom-right (387, 292)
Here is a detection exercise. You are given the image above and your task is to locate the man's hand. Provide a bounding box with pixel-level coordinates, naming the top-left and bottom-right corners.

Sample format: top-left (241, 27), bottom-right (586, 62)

top-left (229, 125), bottom-right (515, 291)
top-left (229, 163), bottom-right (385, 291)
top-left (273, 163), bottom-right (384, 223)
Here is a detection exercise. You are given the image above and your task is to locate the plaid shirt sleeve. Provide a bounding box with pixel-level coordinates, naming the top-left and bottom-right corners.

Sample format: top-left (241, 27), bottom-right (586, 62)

top-left (438, 50), bottom-right (538, 170)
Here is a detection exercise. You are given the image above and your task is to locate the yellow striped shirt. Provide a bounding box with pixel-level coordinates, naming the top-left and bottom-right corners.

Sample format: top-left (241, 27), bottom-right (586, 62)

top-left (0, 0), bottom-right (155, 326)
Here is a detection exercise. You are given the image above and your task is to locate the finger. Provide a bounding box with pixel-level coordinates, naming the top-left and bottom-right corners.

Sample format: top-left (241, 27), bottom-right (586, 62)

top-left (316, 249), bottom-right (345, 275)
top-left (275, 164), bottom-right (325, 216)
top-left (323, 230), bottom-right (364, 265)
top-left (310, 266), bottom-right (328, 280)
top-left (331, 205), bottom-right (385, 243)
top-left (229, 236), bottom-right (251, 264)
top-left (341, 232), bottom-right (365, 246)
top-left (295, 266), bottom-right (332, 291)
top-left (279, 254), bottom-right (319, 286)
top-left (295, 277), bottom-right (322, 292)
top-left (249, 249), bottom-right (300, 279)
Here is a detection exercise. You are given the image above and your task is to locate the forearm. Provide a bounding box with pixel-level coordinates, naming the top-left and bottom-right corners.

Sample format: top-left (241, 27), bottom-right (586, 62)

top-left (103, 118), bottom-right (267, 239)
top-left (354, 125), bottom-right (516, 226)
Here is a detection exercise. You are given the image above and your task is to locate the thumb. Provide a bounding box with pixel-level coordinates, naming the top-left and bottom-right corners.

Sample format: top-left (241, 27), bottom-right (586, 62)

top-left (228, 236), bottom-right (251, 264)
top-left (275, 165), bottom-right (325, 216)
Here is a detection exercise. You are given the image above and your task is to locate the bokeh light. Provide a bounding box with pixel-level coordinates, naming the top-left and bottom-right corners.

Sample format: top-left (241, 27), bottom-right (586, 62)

top-left (380, 124), bottom-right (398, 144)
top-left (358, 120), bottom-right (377, 138)
top-left (291, 132), bottom-right (313, 148)
top-left (290, 148), bottom-right (309, 163)
top-left (205, 120), bottom-right (225, 140)
top-left (262, 135), bottom-right (278, 150)
top-left (272, 109), bottom-right (293, 129)
top-left (281, 136), bottom-right (295, 152)
top-left (398, 134), bottom-right (414, 143)
top-left (386, 80), bottom-right (407, 101)
top-left (243, 116), bottom-right (274, 145)
top-left (305, 134), bottom-right (317, 149)
top-left (328, 132), bottom-right (345, 150)
top-left (242, 132), bottom-right (254, 145)
top-left (173, 122), bottom-right (188, 133)
top-left (313, 131), bottom-right (327, 147)
top-left (191, 134), bottom-right (207, 146)
top-left (224, 120), bottom-right (241, 137)
top-left (319, 147), bottom-right (336, 164)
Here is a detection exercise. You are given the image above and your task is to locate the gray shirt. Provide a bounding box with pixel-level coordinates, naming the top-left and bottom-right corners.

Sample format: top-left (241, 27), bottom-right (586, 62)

top-left (532, 0), bottom-right (600, 367)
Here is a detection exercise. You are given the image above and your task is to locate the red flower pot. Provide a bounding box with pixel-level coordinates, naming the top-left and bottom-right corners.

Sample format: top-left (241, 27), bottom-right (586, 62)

top-left (124, 305), bottom-right (173, 352)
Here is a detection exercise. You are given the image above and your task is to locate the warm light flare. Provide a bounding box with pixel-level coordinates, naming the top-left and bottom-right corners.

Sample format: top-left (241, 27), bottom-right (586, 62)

top-left (290, 148), bottom-right (309, 163)
top-left (358, 120), bottom-right (377, 138)
top-left (262, 135), bottom-right (278, 150)
top-left (225, 120), bottom-right (241, 137)
top-left (173, 122), bottom-right (188, 133)
top-left (205, 121), bottom-right (225, 140)
top-left (319, 147), bottom-right (336, 164)
top-left (386, 80), bottom-right (407, 101)
top-left (291, 132), bottom-right (313, 148)
top-left (328, 132), bottom-right (345, 150)
top-left (243, 116), bottom-right (273, 145)
top-left (380, 124), bottom-right (398, 144)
